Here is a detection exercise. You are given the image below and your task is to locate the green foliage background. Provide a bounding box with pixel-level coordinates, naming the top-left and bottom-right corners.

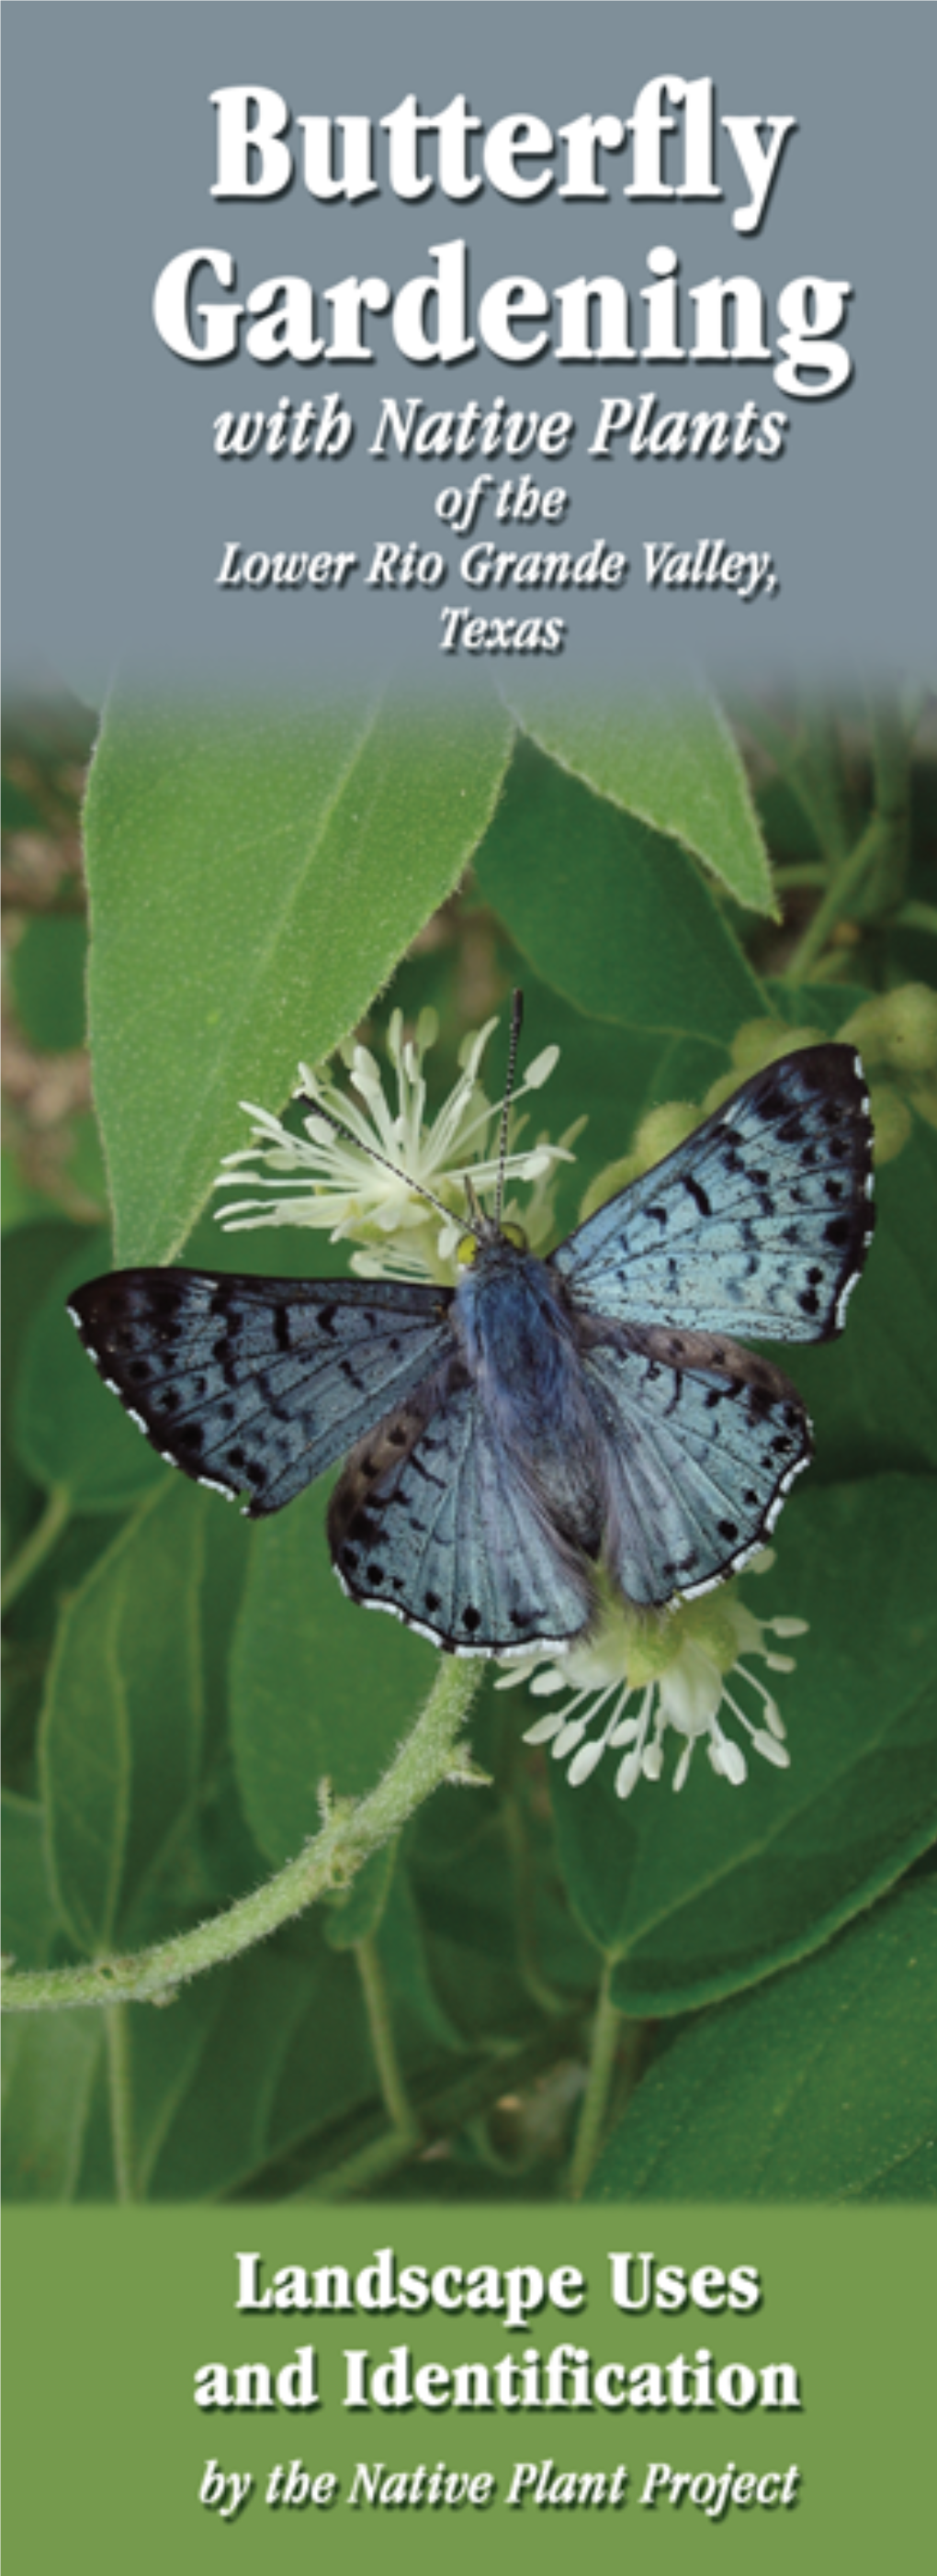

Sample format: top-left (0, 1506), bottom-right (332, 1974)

top-left (3, 683), bottom-right (936, 2202)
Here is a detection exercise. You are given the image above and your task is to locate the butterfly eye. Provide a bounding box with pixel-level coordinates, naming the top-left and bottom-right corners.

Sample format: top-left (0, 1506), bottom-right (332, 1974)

top-left (501, 1221), bottom-right (528, 1252)
top-left (457, 1235), bottom-right (479, 1267)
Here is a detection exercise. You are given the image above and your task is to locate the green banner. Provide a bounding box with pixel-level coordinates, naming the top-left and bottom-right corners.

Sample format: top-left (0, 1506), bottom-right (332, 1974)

top-left (5, 2204), bottom-right (933, 2569)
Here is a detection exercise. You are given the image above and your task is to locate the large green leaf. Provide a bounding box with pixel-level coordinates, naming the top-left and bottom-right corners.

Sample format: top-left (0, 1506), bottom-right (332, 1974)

top-left (230, 1478), bottom-right (437, 1868)
top-left (141, 1931), bottom-right (375, 2199)
top-left (2, 1221), bottom-right (80, 1556)
top-left (474, 738), bottom-right (766, 1045)
top-left (549, 1475), bottom-right (937, 2016)
top-left (2, 1513), bottom-right (131, 1815)
top-left (68, 1977), bottom-right (230, 2199)
top-left (1, 1794), bottom-right (61, 1967)
top-left (377, 1863), bottom-right (468, 2059)
top-left (39, 1482), bottom-right (206, 1954)
top-left (2, 2010), bottom-right (104, 2200)
top-left (502, 688), bottom-right (776, 913)
top-left (588, 1883), bottom-right (937, 2200)
top-left (4, 1928), bottom-right (378, 2203)
top-left (84, 692), bottom-right (514, 1266)
top-left (411, 1761), bottom-right (595, 2038)
top-left (198, 1479), bottom-right (254, 1772)
top-left (3, 1699), bottom-right (107, 2199)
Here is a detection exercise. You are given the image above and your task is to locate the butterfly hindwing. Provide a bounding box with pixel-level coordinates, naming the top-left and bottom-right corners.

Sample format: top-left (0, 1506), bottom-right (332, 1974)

top-left (67, 1269), bottom-right (453, 1516)
top-left (581, 1322), bottom-right (812, 1606)
top-left (554, 1044), bottom-right (875, 1344)
top-left (329, 1361), bottom-right (594, 1653)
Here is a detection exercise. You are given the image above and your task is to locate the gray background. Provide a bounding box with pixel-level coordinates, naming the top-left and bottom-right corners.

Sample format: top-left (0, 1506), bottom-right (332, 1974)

top-left (3, 1), bottom-right (933, 697)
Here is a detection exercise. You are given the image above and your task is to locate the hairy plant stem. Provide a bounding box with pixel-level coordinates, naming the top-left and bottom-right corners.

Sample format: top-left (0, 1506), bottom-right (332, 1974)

top-left (567, 1955), bottom-right (624, 2199)
top-left (354, 1931), bottom-right (418, 2147)
top-left (1, 1656), bottom-right (485, 2016)
top-left (1, 1483), bottom-right (71, 1614)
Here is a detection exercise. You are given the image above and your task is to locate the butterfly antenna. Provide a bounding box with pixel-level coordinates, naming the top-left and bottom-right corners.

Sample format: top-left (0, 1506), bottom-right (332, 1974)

top-left (493, 988), bottom-right (525, 1232)
top-left (293, 1092), bottom-right (484, 1245)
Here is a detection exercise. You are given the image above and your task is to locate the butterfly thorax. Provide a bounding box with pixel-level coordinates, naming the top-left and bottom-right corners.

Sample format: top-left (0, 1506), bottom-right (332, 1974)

top-left (455, 1237), bottom-right (568, 1383)
top-left (454, 1237), bottom-right (601, 1522)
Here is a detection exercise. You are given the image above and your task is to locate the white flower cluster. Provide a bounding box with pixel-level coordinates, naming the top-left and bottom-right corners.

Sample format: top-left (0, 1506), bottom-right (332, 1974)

top-left (497, 1555), bottom-right (807, 1798)
top-left (215, 1007), bottom-right (580, 1283)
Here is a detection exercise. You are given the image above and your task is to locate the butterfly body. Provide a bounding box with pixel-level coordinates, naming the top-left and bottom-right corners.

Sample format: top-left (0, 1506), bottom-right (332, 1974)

top-left (68, 1041), bottom-right (874, 1656)
top-left (455, 1235), bottom-right (602, 1522)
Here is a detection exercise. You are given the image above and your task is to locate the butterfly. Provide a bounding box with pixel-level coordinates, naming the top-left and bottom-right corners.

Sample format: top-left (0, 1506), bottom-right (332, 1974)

top-left (68, 1036), bottom-right (874, 1658)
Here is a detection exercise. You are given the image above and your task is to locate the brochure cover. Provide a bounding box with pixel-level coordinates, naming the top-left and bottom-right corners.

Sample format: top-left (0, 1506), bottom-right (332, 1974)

top-left (3, 6), bottom-right (934, 2570)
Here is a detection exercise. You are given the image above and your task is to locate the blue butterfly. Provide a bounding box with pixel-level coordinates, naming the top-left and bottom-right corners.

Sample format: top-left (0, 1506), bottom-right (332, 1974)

top-left (68, 1037), bottom-right (874, 1656)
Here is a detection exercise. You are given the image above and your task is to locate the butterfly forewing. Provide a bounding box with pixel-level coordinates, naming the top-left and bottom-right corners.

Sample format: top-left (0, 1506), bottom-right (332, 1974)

top-left (67, 1269), bottom-right (453, 1516)
top-left (554, 1045), bottom-right (875, 1344)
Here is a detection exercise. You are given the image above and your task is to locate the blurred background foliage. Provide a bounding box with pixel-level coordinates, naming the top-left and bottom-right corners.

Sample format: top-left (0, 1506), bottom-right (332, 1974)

top-left (2, 681), bottom-right (936, 2204)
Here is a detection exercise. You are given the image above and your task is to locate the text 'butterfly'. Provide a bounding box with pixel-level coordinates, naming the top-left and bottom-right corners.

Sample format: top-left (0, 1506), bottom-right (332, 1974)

top-left (68, 1008), bottom-right (874, 1657)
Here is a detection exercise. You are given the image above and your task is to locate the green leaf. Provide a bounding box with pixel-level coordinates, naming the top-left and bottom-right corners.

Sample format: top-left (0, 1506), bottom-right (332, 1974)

top-left (59, 1110), bottom-right (109, 1223)
top-left (192, 1768), bottom-right (270, 1913)
top-left (40, 1481), bottom-right (206, 1954)
top-left (2, 2010), bottom-right (104, 2200)
top-left (199, 1484), bottom-right (254, 1772)
top-left (74, 1977), bottom-right (229, 2199)
top-left (588, 1883), bottom-right (937, 2200)
top-left (141, 1932), bottom-right (375, 2198)
top-left (792, 1115), bottom-right (937, 1482)
top-left (409, 1730), bottom-right (592, 2039)
top-left (2, 1513), bottom-right (129, 1808)
top-left (474, 738), bottom-right (766, 1046)
top-left (376, 1865), bottom-right (467, 2058)
top-left (230, 1478), bottom-right (437, 1868)
top-left (325, 1842), bottom-right (399, 1952)
top-left (502, 687), bottom-right (776, 914)
top-left (14, 1230), bottom-right (166, 1511)
top-left (411, 1790), bottom-right (532, 2031)
top-left (1, 1794), bottom-right (62, 1967)
top-left (2, 1221), bottom-right (80, 1555)
top-left (549, 1475), bottom-right (937, 2017)
top-left (84, 691), bottom-right (514, 1265)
